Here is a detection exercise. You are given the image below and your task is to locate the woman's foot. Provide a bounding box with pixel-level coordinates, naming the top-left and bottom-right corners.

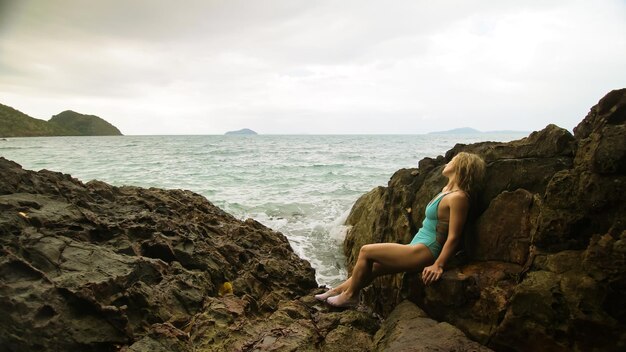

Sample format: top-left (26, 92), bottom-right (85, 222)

top-left (314, 288), bottom-right (339, 301)
top-left (326, 292), bottom-right (358, 308)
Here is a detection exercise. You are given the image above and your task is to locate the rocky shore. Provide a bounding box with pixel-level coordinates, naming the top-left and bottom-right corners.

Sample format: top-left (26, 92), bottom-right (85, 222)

top-left (344, 88), bottom-right (626, 351)
top-left (0, 157), bottom-right (480, 350)
top-left (1, 89), bottom-right (623, 351)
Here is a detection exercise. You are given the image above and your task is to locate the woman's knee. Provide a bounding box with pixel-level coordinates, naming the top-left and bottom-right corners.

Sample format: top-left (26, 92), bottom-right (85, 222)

top-left (359, 244), bottom-right (375, 258)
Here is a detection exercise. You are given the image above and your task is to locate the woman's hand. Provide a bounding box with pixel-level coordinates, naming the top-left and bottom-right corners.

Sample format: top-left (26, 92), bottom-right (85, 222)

top-left (422, 264), bottom-right (444, 286)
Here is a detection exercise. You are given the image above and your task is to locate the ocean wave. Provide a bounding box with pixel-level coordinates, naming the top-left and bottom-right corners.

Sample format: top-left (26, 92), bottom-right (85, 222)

top-left (328, 207), bottom-right (353, 243)
top-left (0, 146), bottom-right (41, 150)
top-left (310, 163), bottom-right (346, 168)
top-left (0, 146), bottom-right (22, 151)
top-left (250, 202), bottom-right (314, 220)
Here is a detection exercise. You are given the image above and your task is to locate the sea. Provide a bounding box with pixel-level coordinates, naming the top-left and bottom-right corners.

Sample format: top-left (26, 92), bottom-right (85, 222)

top-left (0, 133), bottom-right (526, 287)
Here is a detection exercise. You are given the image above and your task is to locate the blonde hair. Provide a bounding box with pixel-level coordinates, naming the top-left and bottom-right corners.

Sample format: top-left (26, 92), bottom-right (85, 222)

top-left (451, 152), bottom-right (486, 195)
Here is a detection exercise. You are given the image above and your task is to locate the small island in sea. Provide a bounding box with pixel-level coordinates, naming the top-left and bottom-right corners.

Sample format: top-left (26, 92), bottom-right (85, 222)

top-left (0, 102), bottom-right (122, 137)
top-left (428, 127), bottom-right (528, 134)
top-left (225, 128), bottom-right (258, 135)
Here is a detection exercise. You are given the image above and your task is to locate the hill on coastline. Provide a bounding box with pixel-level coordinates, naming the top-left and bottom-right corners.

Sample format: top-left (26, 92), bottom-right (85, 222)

top-left (0, 103), bottom-right (122, 137)
top-left (428, 127), bottom-right (528, 134)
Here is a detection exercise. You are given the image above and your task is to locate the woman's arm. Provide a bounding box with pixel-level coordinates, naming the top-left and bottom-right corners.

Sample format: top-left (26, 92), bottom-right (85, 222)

top-left (422, 193), bottom-right (469, 285)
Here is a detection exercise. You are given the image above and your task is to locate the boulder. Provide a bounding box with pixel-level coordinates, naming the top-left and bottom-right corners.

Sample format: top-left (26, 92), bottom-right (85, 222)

top-left (373, 300), bottom-right (492, 351)
top-left (472, 189), bottom-right (538, 265)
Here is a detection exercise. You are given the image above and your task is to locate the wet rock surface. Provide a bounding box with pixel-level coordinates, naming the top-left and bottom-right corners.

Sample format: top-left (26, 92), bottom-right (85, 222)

top-left (344, 89), bottom-right (626, 351)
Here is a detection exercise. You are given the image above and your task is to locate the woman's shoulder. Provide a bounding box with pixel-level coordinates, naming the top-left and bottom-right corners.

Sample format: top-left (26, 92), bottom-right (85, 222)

top-left (447, 191), bottom-right (470, 206)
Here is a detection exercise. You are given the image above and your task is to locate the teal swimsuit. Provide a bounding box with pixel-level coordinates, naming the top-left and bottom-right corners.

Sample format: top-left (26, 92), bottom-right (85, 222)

top-left (409, 191), bottom-right (457, 259)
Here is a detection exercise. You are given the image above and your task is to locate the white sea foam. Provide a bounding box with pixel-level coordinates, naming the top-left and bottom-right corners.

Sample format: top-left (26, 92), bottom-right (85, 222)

top-left (328, 207), bottom-right (352, 244)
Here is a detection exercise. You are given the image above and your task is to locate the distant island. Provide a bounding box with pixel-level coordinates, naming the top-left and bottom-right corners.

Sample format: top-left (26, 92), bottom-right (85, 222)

top-left (0, 103), bottom-right (122, 137)
top-left (225, 128), bottom-right (258, 135)
top-left (428, 127), bottom-right (528, 134)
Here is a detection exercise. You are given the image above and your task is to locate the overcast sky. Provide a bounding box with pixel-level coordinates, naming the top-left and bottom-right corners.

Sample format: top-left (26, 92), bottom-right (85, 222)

top-left (0, 0), bottom-right (625, 135)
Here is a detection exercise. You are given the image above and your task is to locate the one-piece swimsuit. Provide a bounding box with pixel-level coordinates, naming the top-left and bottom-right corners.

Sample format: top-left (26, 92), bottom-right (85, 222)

top-left (408, 190), bottom-right (458, 259)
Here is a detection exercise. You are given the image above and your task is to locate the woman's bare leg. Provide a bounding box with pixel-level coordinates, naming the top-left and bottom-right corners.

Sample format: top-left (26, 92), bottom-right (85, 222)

top-left (327, 243), bottom-right (434, 307)
top-left (315, 261), bottom-right (398, 300)
top-left (315, 278), bottom-right (352, 300)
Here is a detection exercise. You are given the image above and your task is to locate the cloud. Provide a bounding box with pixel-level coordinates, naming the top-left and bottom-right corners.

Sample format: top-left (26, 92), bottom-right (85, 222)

top-left (0, 0), bottom-right (625, 134)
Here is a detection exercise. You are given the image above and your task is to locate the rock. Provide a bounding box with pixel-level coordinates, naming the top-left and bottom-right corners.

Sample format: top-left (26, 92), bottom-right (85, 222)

top-left (373, 300), bottom-right (492, 351)
top-left (570, 98), bottom-right (626, 217)
top-left (472, 189), bottom-right (538, 265)
top-left (401, 261), bottom-right (522, 344)
top-left (573, 88), bottom-right (626, 139)
top-left (343, 89), bottom-right (626, 351)
top-left (3, 157), bottom-right (396, 351)
top-left (187, 295), bottom-right (380, 351)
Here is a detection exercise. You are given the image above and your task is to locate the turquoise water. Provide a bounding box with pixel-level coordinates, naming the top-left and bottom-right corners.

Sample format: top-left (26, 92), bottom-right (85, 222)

top-left (0, 134), bottom-right (525, 286)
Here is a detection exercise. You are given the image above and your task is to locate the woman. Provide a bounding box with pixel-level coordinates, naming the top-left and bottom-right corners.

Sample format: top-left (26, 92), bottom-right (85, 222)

top-left (316, 152), bottom-right (486, 308)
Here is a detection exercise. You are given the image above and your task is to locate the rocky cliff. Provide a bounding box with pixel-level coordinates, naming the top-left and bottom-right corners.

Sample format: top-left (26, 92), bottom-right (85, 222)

top-left (343, 89), bottom-right (626, 351)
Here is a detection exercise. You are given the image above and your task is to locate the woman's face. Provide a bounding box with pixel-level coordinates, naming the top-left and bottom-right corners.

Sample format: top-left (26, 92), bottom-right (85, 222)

top-left (442, 157), bottom-right (456, 177)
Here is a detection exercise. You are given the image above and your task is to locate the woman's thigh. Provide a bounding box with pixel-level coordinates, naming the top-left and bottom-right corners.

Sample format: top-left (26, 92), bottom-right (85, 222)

top-left (364, 243), bottom-right (434, 274)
